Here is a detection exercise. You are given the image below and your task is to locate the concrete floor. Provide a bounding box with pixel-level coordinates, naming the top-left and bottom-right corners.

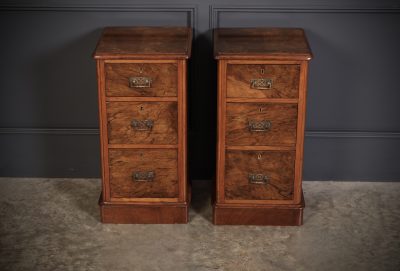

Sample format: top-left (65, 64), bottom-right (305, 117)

top-left (0, 178), bottom-right (399, 271)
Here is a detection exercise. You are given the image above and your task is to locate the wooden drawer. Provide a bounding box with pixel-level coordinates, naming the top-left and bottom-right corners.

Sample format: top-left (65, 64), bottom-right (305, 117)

top-left (226, 64), bottom-right (300, 99)
top-left (107, 101), bottom-right (177, 145)
top-left (109, 149), bottom-right (178, 199)
top-left (95, 27), bottom-right (192, 223)
top-left (105, 63), bottom-right (177, 97)
top-left (213, 28), bottom-right (312, 225)
top-left (226, 103), bottom-right (297, 146)
top-left (225, 150), bottom-right (295, 201)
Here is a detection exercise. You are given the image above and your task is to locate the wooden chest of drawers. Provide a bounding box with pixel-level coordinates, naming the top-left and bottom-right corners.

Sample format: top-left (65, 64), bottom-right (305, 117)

top-left (213, 28), bottom-right (312, 225)
top-left (93, 27), bottom-right (192, 224)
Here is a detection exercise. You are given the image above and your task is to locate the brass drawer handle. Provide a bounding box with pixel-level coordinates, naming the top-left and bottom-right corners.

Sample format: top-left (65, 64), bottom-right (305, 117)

top-left (250, 78), bottom-right (273, 90)
top-left (131, 119), bottom-right (154, 131)
top-left (132, 171), bottom-right (155, 182)
top-left (248, 120), bottom-right (271, 132)
top-left (129, 76), bottom-right (152, 88)
top-left (248, 173), bottom-right (269, 185)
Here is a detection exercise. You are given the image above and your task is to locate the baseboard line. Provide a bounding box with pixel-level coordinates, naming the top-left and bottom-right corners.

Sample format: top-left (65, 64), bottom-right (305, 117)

top-left (1, 127), bottom-right (400, 138)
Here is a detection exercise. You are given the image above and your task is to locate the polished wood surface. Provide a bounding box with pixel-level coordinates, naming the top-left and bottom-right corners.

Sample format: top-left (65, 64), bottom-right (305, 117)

top-left (109, 149), bottom-right (178, 199)
top-left (107, 101), bottom-right (178, 145)
top-left (94, 27), bottom-right (192, 59)
top-left (100, 200), bottom-right (188, 224)
top-left (294, 61), bottom-right (310, 204)
top-left (97, 61), bottom-right (110, 202)
top-left (106, 97), bottom-right (177, 102)
top-left (225, 150), bottom-right (295, 201)
top-left (216, 60), bottom-right (227, 204)
top-left (214, 28), bottom-right (312, 60)
top-left (105, 62), bottom-right (178, 97)
top-left (214, 27), bottom-right (312, 226)
top-left (226, 103), bottom-right (297, 146)
top-left (213, 195), bottom-right (304, 226)
top-left (227, 64), bottom-right (300, 99)
top-left (95, 27), bottom-right (191, 224)
top-left (177, 60), bottom-right (188, 203)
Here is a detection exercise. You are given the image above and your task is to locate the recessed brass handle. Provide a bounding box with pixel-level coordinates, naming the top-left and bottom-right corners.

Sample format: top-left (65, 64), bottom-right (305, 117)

top-left (132, 171), bottom-right (155, 182)
top-left (129, 76), bottom-right (152, 88)
top-left (131, 119), bottom-right (154, 131)
top-left (248, 120), bottom-right (271, 132)
top-left (250, 78), bottom-right (273, 90)
top-left (248, 173), bottom-right (269, 185)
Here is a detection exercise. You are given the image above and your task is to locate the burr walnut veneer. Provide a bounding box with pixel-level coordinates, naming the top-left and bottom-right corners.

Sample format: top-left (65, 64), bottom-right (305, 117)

top-left (93, 27), bottom-right (191, 224)
top-left (213, 28), bottom-right (312, 225)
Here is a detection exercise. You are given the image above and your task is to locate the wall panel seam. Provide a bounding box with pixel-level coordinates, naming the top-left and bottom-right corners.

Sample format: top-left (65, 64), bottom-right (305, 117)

top-left (1, 128), bottom-right (400, 138)
top-left (0, 4), bottom-right (196, 12)
top-left (209, 5), bottom-right (400, 28)
top-left (0, 3), bottom-right (199, 38)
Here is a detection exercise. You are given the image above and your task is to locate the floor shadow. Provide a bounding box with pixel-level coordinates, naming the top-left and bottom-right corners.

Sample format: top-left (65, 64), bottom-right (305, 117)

top-left (52, 178), bottom-right (101, 221)
top-left (190, 180), bottom-right (213, 223)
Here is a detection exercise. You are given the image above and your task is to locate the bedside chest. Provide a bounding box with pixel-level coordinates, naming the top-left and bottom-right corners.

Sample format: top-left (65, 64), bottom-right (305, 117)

top-left (93, 27), bottom-right (192, 224)
top-left (213, 28), bottom-right (312, 225)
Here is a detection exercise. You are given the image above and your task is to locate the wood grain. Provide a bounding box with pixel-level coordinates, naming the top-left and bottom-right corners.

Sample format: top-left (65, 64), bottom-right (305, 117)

top-left (109, 149), bottom-right (178, 199)
top-left (96, 60), bottom-right (111, 202)
top-left (213, 27), bottom-right (311, 225)
top-left (224, 150), bottom-right (295, 201)
top-left (93, 27), bottom-right (192, 60)
top-left (214, 28), bottom-right (312, 60)
top-left (100, 201), bottom-right (189, 224)
top-left (226, 103), bottom-right (298, 146)
top-left (293, 61), bottom-right (309, 204)
top-left (177, 60), bottom-right (188, 202)
top-left (213, 193), bottom-right (304, 226)
top-left (226, 145), bottom-right (295, 151)
top-left (227, 64), bottom-right (300, 99)
top-left (106, 97), bottom-right (177, 102)
top-left (105, 63), bottom-right (177, 97)
top-left (216, 60), bottom-right (227, 203)
top-left (227, 98), bottom-right (298, 103)
top-left (107, 101), bottom-right (177, 145)
top-left (95, 27), bottom-right (191, 224)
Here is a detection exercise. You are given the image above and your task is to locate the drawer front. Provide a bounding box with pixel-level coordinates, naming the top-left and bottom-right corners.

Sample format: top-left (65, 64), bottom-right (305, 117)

top-left (107, 101), bottom-right (177, 145)
top-left (105, 63), bottom-right (177, 97)
top-left (226, 103), bottom-right (297, 146)
top-left (109, 149), bottom-right (178, 199)
top-left (225, 150), bottom-right (295, 201)
top-left (226, 64), bottom-right (300, 99)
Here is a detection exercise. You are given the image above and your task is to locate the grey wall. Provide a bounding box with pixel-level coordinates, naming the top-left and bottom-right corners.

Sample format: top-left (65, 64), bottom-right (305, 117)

top-left (1, 0), bottom-right (400, 180)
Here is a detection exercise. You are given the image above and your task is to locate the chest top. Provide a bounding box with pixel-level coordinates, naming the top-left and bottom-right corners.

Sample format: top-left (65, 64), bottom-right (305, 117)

top-left (214, 28), bottom-right (312, 60)
top-left (93, 27), bottom-right (192, 59)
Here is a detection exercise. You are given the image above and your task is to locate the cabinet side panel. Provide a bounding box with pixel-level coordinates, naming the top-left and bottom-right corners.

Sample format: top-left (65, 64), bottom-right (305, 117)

top-left (97, 60), bottom-right (110, 201)
top-left (294, 61), bottom-right (309, 203)
top-left (216, 60), bottom-right (227, 203)
top-left (178, 60), bottom-right (188, 202)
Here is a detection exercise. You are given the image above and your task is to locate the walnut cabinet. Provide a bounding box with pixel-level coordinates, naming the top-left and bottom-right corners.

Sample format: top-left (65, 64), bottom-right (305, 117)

top-left (213, 28), bottom-right (312, 225)
top-left (93, 27), bottom-right (192, 224)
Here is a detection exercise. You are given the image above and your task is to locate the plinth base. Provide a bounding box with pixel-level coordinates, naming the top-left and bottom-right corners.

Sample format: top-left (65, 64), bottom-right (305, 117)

top-left (213, 193), bottom-right (305, 226)
top-left (99, 198), bottom-right (189, 224)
